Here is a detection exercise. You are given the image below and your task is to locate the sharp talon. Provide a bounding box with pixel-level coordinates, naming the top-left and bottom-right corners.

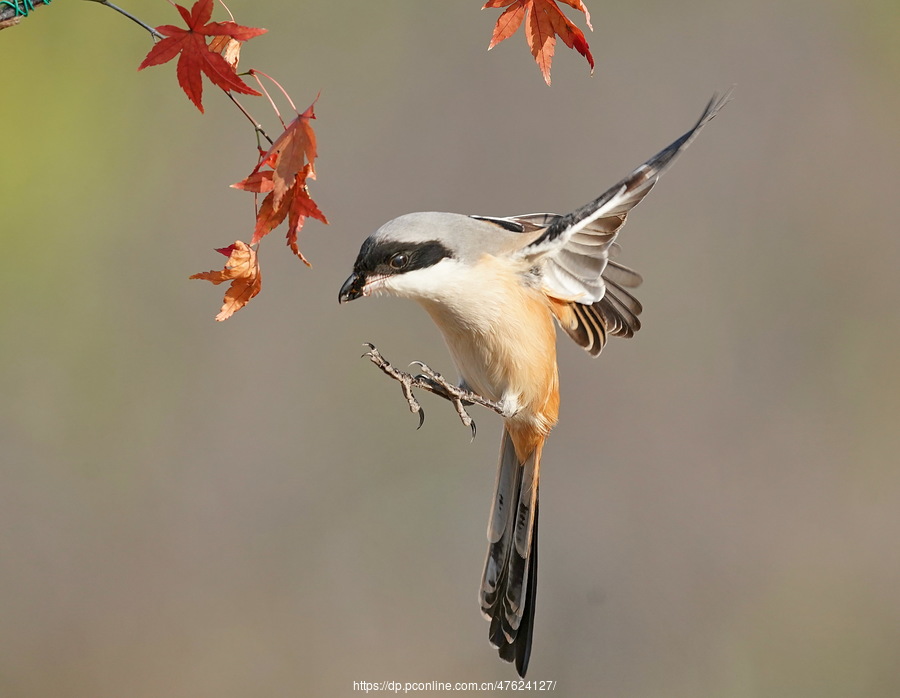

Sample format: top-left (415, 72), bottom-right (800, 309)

top-left (414, 362), bottom-right (439, 379)
top-left (416, 408), bottom-right (425, 429)
top-left (409, 360), bottom-right (427, 370)
top-left (470, 420), bottom-right (477, 440)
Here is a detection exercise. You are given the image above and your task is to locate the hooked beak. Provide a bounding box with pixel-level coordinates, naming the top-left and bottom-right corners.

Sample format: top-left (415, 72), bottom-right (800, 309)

top-left (338, 272), bottom-right (365, 303)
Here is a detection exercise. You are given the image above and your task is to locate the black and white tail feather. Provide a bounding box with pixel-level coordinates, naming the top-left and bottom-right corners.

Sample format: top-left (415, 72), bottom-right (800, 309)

top-left (480, 429), bottom-right (540, 676)
top-left (476, 92), bottom-right (730, 677)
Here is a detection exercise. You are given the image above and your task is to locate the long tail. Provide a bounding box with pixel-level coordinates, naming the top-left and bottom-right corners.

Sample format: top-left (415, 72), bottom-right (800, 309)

top-left (480, 428), bottom-right (541, 677)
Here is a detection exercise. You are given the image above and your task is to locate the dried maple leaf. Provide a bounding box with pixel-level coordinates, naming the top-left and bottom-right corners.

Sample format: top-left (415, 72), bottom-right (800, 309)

top-left (190, 240), bottom-right (261, 321)
top-left (138, 0), bottom-right (266, 112)
top-left (209, 35), bottom-right (243, 69)
top-left (484, 0), bottom-right (594, 85)
top-left (231, 99), bottom-right (327, 264)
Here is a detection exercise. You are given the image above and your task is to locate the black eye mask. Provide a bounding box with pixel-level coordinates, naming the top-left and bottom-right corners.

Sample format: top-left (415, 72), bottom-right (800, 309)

top-left (354, 239), bottom-right (454, 277)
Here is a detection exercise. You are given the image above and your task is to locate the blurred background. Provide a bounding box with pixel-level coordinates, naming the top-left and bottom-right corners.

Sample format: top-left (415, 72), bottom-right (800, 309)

top-left (2, 1), bottom-right (899, 696)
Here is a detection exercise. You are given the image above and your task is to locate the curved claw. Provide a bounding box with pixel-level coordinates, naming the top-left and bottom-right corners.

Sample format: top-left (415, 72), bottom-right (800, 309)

top-left (469, 420), bottom-right (477, 440)
top-left (416, 407), bottom-right (426, 430)
top-left (410, 360), bottom-right (443, 381)
top-left (361, 342), bottom-right (376, 358)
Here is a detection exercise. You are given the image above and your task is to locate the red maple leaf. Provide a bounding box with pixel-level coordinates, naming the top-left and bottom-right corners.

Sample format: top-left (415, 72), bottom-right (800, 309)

top-left (231, 100), bottom-right (327, 265)
top-left (484, 0), bottom-right (594, 85)
top-left (285, 165), bottom-right (327, 262)
top-left (138, 0), bottom-right (267, 112)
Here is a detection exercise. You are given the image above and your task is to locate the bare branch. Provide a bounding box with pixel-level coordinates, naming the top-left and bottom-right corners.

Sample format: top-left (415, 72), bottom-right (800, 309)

top-left (83, 0), bottom-right (164, 40)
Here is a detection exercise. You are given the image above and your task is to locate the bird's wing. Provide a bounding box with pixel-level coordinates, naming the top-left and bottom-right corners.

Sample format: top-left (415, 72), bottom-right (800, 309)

top-left (496, 92), bottom-right (730, 356)
top-left (516, 91), bottom-right (731, 305)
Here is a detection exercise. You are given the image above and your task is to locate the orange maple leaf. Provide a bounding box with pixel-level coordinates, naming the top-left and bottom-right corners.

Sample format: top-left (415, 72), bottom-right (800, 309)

top-left (138, 0), bottom-right (266, 112)
top-left (484, 0), bottom-right (594, 85)
top-left (262, 100), bottom-right (319, 210)
top-left (231, 99), bottom-right (327, 264)
top-left (189, 240), bottom-right (261, 321)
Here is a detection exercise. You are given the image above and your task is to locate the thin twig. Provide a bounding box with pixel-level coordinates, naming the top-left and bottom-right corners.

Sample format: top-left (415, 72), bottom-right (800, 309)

top-left (86, 0), bottom-right (274, 145)
top-left (225, 92), bottom-right (274, 145)
top-left (85, 0), bottom-right (163, 40)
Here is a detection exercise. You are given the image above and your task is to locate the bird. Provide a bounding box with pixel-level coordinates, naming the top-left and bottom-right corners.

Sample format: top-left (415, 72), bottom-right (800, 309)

top-left (338, 93), bottom-right (729, 677)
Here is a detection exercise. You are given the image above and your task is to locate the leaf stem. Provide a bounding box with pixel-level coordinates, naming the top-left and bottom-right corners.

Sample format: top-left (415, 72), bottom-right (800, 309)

top-left (216, 0), bottom-right (235, 23)
top-left (248, 72), bottom-right (285, 129)
top-left (249, 69), bottom-right (298, 113)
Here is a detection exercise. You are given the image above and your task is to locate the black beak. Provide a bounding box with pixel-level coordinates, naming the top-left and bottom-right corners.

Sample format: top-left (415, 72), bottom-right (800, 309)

top-left (338, 272), bottom-right (365, 303)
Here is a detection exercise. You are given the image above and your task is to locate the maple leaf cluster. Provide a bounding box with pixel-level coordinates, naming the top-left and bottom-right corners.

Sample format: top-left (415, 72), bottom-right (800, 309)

top-left (188, 101), bottom-right (327, 323)
top-left (138, 0), bottom-right (327, 321)
top-left (232, 100), bottom-right (328, 267)
top-left (194, 99), bottom-right (326, 319)
top-left (485, 0), bottom-right (594, 85)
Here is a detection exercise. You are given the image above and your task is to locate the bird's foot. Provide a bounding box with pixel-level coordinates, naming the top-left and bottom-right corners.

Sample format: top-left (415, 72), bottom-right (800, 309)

top-left (362, 343), bottom-right (505, 438)
top-left (362, 343), bottom-right (426, 429)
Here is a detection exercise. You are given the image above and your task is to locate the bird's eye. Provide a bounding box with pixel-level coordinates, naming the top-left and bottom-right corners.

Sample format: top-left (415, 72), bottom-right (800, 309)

top-left (389, 253), bottom-right (409, 270)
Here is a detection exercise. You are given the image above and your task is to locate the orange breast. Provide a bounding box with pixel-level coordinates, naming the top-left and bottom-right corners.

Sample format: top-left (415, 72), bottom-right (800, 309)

top-left (419, 255), bottom-right (560, 461)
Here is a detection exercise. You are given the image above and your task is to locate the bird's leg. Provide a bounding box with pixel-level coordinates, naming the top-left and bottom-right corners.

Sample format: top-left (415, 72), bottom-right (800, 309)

top-left (409, 362), bottom-right (508, 436)
top-left (362, 343), bottom-right (505, 437)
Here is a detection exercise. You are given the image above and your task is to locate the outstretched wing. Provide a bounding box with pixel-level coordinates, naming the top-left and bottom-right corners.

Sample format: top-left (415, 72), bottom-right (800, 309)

top-left (521, 92), bottom-right (731, 272)
top-left (509, 92), bottom-right (730, 356)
